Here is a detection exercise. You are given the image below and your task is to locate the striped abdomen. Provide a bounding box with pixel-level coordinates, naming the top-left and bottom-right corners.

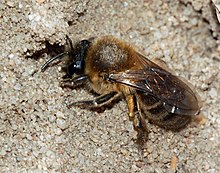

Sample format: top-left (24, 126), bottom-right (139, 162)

top-left (136, 91), bottom-right (192, 130)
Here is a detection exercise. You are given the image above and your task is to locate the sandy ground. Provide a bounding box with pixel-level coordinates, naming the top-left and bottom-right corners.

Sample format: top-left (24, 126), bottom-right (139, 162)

top-left (0, 0), bottom-right (220, 172)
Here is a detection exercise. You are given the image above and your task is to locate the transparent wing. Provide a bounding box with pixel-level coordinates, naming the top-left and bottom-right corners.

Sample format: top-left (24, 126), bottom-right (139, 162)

top-left (109, 53), bottom-right (199, 115)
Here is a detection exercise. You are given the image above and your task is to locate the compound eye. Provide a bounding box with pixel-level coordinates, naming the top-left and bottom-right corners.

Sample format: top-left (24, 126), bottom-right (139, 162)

top-left (67, 60), bottom-right (84, 76)
top-left (75, 61), bottom-right (82, 70)
top-left (67, 63), bottom-right (76, 76)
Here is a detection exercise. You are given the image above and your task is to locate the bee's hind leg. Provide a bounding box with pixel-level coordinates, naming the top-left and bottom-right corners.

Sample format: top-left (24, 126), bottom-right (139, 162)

top-left (135, 100), bottom-right (148, 145)
top-left (126, 95), bottom-right (148, 144)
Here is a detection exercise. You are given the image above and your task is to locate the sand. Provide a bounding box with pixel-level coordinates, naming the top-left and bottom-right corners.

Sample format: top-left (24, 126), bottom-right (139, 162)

top-left (0, 0), bottom-right (219, 172)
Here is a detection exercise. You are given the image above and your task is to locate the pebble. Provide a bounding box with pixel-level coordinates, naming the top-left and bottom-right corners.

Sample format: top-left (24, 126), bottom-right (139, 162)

top-left (6, 1), bottom-right (14, 7)
top-left (54, 128), bottom-right (62, 136)
top-left (55, 135), bottom-right (66, 144)
top-left (56, 111), bottom-right (66, 119)
top-left (0, 149), bottom-right (6, 156)
top-left (56, 119), bottom-right (68, 130)
top-left (0, 121), bottom-right (6, 133)
top-left (208, 88), bottom-right (217, 98)
top-left (26, 134), bottom-right (33, 140)
top-left (46, 150), bottom-right (54, 158)
top-left (36, 0), bottom-right (46, 3)
top-left (120, 148), bottom-right (128, 155)
top-left (95, 148), bottom-right (103, 156)
top-left (48, 114), bottom-right (56, 122)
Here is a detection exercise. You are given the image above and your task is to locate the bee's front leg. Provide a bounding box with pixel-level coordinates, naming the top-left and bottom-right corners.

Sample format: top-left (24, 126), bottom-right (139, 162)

top-left (60, 75), bottom-right (88, 88)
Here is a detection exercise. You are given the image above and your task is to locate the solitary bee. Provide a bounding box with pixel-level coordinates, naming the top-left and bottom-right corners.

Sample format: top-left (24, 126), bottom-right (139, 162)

top-left (41, 36), bottom-right (200, 138)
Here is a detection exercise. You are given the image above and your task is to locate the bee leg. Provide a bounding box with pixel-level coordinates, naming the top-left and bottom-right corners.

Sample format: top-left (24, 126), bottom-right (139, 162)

top-left (136, 100), bottom-right (148, 132)
top-left (67, 92), bottom-right (121, 108)
top-left (136, 100), bottom-right (148, 144)
top-left (60, 75), bottom-right (88, 88)
top-left (126, 95), bottom-right (148, 144)
top-left (126, 95), bottom-right (139, 130)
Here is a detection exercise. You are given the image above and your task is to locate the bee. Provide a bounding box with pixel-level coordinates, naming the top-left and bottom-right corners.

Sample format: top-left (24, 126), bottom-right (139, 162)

top-left (41, 35), bottom-right (200, 139)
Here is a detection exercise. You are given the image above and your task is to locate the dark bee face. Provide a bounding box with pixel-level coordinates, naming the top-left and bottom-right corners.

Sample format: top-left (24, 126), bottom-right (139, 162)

top-left (67, 39), bottom-right (91, 76)
top-left (41, 37), bottom-right (91, 76)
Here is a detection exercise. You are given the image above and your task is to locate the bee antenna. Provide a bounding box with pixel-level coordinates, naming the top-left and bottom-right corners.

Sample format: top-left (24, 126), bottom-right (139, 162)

top-left (41, 52), bottom-right (68, 72)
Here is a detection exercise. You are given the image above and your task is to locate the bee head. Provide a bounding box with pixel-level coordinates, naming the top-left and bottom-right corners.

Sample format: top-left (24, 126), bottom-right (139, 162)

top-left (41, 36), bottom-right (91, 76)
top-left (67, 39), bottom-right (91, 76)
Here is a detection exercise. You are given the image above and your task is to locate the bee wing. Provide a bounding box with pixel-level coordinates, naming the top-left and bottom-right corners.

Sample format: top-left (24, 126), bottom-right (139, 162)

top-left (109, 53), bottom-right (199, 116)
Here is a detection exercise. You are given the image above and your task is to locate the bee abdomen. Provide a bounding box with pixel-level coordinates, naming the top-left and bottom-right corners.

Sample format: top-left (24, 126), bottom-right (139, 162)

top-left (137, 95), bottom-right (191, 130)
